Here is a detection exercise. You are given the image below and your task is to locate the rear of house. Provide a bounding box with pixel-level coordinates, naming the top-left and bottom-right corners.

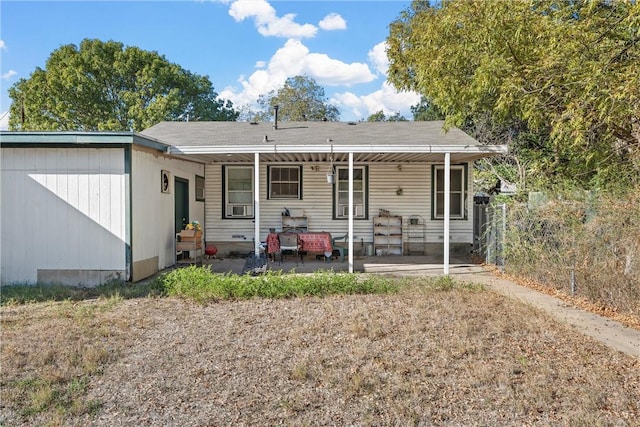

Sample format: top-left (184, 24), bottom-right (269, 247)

top-left (141, 120), bottom-right (508, 263)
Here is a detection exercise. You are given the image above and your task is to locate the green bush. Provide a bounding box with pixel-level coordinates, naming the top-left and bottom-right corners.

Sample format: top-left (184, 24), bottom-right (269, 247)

top-left (158, 266), bottom-right (398, 303)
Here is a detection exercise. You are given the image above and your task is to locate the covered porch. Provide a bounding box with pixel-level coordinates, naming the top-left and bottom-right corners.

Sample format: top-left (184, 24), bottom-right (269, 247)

top-left (141, 121), bottom-right (508, 276)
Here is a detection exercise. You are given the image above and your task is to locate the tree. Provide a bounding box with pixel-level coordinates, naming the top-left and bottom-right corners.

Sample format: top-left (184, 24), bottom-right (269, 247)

top-left (387, 0), bottom-right (640, 189)
top-left (257, 75), bottom-right (340, 122)
top-left (366, 110), bottom-right (407, 122)
top-left (8, 39), bottom-right (238, 131)
top-left (410, 96), bottom-right (445, 121)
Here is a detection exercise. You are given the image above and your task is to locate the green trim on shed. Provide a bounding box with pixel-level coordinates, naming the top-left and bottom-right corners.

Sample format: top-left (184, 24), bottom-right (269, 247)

top-left (0, 131), bottom-right (169, 152)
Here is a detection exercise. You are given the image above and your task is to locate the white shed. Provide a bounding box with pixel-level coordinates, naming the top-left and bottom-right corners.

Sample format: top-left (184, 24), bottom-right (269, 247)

top-left (1, 132), bottom-right (205, 286)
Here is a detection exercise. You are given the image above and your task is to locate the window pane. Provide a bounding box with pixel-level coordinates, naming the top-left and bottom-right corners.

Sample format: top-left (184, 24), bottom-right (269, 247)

top-left (271, 183), bottom-right (283, 197)
top-left (229, 192), bottom-right (252, 204)
top-left (229, 168), bottom-right (251, 180)
top-left (271, 168), bottom-right (281, 181)
top-left (450, 194), bottom-right (462, 216)
top-left (289, 168), bottom-right (299, 181)
top-left (451, 170), bottom-right (463, 190)
top-left (436, 169), bottom-right (444, 191)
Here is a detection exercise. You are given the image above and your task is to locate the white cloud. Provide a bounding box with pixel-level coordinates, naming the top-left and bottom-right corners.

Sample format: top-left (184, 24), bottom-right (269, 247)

top-left (332, 81), bottom-right (421, 121)
top-left (368, 41), bottom-right (389, 75)
top-left (0, 111), bottom-right (9, 130)
top-left (228, 0), bottom-right (317, 38)
top-left (0, 40), bottom-right (6, 50)
top-left (220, 39), bottom-right (376, 111)
top-left (318, 13), bottom-right (346, 31)
top-left (1, 70), bottom-right (17, 80)
top-left (255, 60), bottom-right (266, 68)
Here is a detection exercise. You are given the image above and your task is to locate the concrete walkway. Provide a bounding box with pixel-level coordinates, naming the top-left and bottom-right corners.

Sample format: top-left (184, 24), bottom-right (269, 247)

top-left (454, 266), bottom-right (640, 359)
top-left (203, 255), bottom-right (640, 358)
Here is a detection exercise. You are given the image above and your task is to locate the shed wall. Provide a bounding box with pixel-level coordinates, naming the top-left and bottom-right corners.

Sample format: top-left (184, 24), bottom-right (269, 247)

top-left (1, 147), bottom-right (126, 285)
top-left (131, 148), bottom-right (205, 281)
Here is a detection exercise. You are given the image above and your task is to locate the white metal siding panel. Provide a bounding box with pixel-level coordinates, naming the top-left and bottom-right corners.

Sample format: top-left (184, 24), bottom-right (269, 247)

top-left (131, 149), bottom-right (205, 271)
top-left (203, 162), bottom-right (474, 248)
top-left (1, 147), bottom-right (126, 284)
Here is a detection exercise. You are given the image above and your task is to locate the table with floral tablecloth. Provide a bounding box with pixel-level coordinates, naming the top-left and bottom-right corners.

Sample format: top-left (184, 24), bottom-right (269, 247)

top-left (266, 232), bottom-right (333, 258)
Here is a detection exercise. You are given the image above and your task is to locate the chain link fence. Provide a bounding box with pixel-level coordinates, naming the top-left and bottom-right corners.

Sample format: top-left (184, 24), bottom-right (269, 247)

top-left (480, 192), bottom-right (640, 318)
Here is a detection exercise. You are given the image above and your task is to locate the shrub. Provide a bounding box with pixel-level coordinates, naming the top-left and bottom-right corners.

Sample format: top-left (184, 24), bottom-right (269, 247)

top-left (158, 266), bottom-right (398, 303)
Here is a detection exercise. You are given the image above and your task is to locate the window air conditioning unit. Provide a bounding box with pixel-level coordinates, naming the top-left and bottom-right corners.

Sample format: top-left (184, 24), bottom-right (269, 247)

top-left (229, 205), bottom-right (247, 217)
top-left (341, 205), bottom-right (361, 216)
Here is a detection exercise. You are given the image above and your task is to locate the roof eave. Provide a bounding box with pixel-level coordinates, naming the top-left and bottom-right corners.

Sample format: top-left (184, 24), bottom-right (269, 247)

top-left (168, 144), bottom-right (509, 156)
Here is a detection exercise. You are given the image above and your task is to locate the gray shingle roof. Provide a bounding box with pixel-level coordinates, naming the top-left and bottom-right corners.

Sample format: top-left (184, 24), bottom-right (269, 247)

top-left (140, 120), bottom-right (478, 147)
top-left (140, 121), bottom-right (508, 163)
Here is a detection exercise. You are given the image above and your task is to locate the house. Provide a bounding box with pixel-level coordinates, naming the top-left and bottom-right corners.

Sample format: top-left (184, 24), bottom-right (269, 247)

top-left (141, 120), bottom-right (508, 274)
top-left (0, 121), bottom-right (508, 286)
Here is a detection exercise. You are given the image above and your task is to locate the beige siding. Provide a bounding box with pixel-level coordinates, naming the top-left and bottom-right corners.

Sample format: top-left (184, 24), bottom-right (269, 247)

top-left (131, 148), bottom-right (204, 279)
top-left (204, 162), bottom-right (474, 253)
top-left (1, 147), bottom-right (126, 285)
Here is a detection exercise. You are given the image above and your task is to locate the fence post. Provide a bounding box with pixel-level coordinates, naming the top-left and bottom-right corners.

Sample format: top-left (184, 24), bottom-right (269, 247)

top-left (500, 203), bottom-right (506, 269)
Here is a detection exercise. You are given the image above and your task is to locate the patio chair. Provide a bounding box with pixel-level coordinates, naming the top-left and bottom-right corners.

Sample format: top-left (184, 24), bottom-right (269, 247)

top-left (331, 233), bottom-right (348, 262)
top-left (278, 232), bottom-right (302, 265)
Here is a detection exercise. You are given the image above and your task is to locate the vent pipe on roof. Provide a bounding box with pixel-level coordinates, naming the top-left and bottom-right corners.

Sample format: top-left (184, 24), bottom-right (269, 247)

top-left (273, 105), bottom-right (279, 130)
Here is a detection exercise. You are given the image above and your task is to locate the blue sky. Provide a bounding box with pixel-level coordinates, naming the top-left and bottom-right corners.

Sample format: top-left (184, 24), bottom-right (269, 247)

top-left (0, 0), bottom-right (421, 129)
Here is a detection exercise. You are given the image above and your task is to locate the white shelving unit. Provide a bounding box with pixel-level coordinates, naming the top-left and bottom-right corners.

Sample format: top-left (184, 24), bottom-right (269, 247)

top-left (281, 216), bottom-right (308, 233)
top-left (373, 215), bottom-right (403, 255)
top-left (406, 215), bottom-right (426, 255)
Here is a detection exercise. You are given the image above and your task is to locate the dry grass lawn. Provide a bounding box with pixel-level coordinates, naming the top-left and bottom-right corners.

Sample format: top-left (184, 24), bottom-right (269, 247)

top-left (1, 282), bottom-right (639, 426)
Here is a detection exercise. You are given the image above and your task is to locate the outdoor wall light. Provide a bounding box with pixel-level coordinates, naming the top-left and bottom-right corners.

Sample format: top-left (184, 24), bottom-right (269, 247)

top-left (396, 188), bottom-right (403, 196)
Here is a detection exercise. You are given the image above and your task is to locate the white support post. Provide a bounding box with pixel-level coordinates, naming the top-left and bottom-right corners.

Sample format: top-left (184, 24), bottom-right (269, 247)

top-left (254, 152), bottom-right (260, 255)
top-left (444, 152), bottom-right (451, 275)
top-left (348, 152), bottom-right (354, 273)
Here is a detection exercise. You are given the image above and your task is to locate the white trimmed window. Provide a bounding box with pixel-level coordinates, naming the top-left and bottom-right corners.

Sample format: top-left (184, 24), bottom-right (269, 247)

top-left (335, 166), bottom-right (367, 219)
top-left (268, 166), bottom-right (301, 199)
top-left (433, 165), bottom-right (466, 219)
top-left (225, 166), bottom-right (254, 218)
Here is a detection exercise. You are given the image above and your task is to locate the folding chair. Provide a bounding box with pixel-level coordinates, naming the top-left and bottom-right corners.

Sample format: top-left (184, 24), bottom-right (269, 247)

top-left (278, 232), bottom-right (302, 265)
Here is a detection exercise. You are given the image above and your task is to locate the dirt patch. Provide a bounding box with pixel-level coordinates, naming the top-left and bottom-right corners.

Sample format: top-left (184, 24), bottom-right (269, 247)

top-left (2, 286), bottom-right (639, 426)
